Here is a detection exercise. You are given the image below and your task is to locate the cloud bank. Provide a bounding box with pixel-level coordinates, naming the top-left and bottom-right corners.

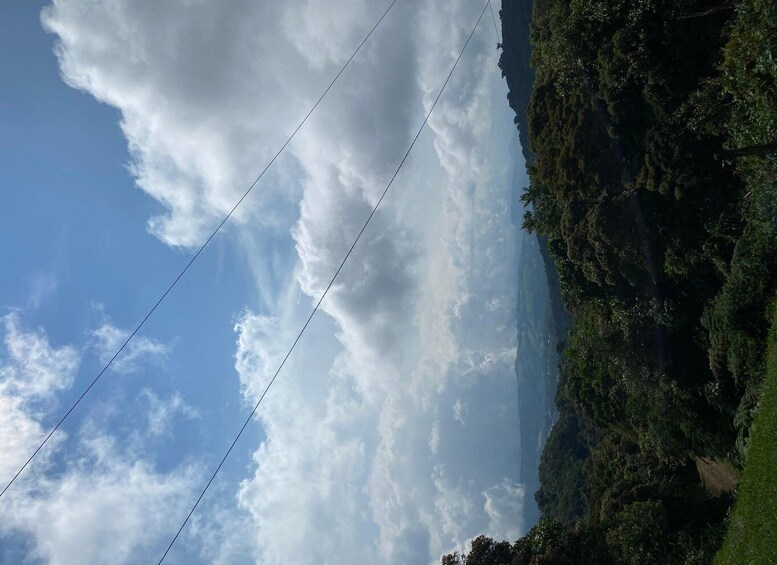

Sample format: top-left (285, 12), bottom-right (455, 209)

top-left (38, 0), bottom-right (526, 563)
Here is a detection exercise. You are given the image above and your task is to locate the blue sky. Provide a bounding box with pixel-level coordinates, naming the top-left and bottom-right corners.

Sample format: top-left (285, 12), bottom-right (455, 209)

top-left (0, 1), bottom-right (528, 563)
top-left (0, 0), bottom-right (259, 469)
top-left (1, 4), bottom-right (259, 560)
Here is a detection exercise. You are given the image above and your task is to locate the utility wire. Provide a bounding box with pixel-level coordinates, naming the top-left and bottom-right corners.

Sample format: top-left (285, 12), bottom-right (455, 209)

top-left (0, 0), bottom-right (399, 501)
top-left (489, 0), bottom-right (501, 44)
top-left (156, 1), bottom-right (492, 563)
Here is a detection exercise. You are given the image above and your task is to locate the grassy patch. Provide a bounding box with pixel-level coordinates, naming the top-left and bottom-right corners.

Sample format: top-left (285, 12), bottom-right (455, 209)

top-left (715, 301), bottom-right (777, 564)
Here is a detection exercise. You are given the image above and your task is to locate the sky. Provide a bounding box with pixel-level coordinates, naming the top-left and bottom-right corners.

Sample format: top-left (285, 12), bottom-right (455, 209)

top-left (0, 1), bottom-right (530, 563)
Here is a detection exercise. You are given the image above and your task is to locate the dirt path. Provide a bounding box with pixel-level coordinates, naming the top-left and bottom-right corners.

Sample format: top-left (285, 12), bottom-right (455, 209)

top-left (695, 457), bottom-right (741, 495)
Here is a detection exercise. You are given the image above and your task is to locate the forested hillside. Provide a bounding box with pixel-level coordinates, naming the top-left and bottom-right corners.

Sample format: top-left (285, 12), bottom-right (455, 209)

top-left (444, 0), bottom-right (776, 562)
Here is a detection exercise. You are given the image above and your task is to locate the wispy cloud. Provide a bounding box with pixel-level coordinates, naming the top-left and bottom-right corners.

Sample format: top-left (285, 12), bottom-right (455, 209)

top-left (27, 272), bottom-right (59, 309)
top-left (25, 226), bottom-right (68, 310)
top-left (141, 389), bottom-right (199, 437)
top-left (89, 315), bottom-right (170, 375)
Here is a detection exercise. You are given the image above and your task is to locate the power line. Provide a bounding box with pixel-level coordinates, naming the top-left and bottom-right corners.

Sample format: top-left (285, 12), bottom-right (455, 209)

top-left (0, 0), bottom-right (399, 501)
top-left (489, 0), bottom-right (501, 44)
top-left (156, 1), bottom-right (492, 562)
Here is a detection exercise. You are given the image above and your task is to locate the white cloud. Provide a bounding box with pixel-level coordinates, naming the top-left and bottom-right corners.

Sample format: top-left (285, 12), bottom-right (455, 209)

top-left (188, 487), bottom-right (258, 565)
top-left (2, 448), bottom-right (199, 565)
top-left (27, 272), bottom-right (59, 309)
top-left (90, 320), bottom-right (170, 375)
top-left (1, 313), bottom-right (79, 400)
top-left (0, 314), bottom-right (202, 564)
top-left (453, 399), bottom-right (468, 426)
top-left (141, 389), bottom-right (199, 437)
top-left (41, 0), bottom-right (527, 563)
top-left (482, 479), bottom-right (526, 543)
top-left (0, 313), bottom-right (79, 482)
top-left (42, 0), bottom-right (322, 249)
top-left (0, 392), bottom-right (50, 484)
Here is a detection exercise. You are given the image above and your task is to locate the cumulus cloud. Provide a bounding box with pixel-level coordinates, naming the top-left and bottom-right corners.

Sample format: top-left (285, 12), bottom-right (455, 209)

top-left (483, 479), bottom-right (526, 543)
top-left (188, 487), bottom-right (259, 565)
top-left (2, 448), bottom-right (199, 565)
top-left (42, 0), bottom-right (526, 563)
top-left (0, 313), bottom-right (79, 482)
top-left (1, 314), bottom-right (79, 400)
top-left (42, 0), bottom-right (344, 248)
top-left (0, 314), bottom-right (202, 564)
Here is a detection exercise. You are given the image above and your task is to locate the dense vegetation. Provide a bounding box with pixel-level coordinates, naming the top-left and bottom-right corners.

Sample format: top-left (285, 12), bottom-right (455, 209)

top-left (444, 0), bottom-right (776, 562)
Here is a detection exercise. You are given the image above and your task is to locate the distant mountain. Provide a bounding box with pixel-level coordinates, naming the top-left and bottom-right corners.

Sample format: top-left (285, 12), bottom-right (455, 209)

top-left (512, 228), bottom-right (561, 527)
top-left (501, 0), bottom-right (569, 531)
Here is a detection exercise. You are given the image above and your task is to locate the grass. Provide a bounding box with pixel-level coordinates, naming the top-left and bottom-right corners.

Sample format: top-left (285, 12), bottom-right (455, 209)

top-left (715, 300), bottom-right (777, 564)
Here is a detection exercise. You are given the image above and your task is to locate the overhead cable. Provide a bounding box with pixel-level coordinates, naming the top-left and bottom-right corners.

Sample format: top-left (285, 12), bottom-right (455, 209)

top-left (489, 0), bottom-right (501, 43)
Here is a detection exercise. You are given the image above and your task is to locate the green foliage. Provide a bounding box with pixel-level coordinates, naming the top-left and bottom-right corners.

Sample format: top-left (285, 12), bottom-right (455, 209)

top-left (702, 224), bottom-right (777, 455)
top-left (447, 0), bottom-right (776, 562)
top-left (605, 500), bottom-right (669, 565)
top-left (720, 0), bottom-right (777, 154)
top-left (523, 0), bottom-right (775, 464)
top-left (696, 0), bottom-right (777, 457)
top-left (441, 535), bottom-right (514, 565)
top-left (441, 520), bottom-right (612, 565)
top-left (535, 394), bottom-right (592, 523)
